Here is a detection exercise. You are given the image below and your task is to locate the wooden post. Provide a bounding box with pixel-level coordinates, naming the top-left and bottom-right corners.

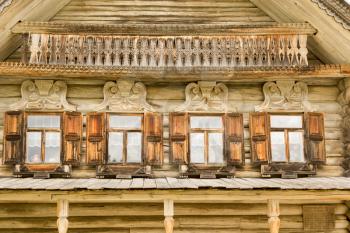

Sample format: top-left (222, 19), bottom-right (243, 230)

top-left (267, 199), bottom-right (280, 233)
top-left (164, 199), bottom-right (174, 233)
top-left (57, 199), bottom-right (69, 233)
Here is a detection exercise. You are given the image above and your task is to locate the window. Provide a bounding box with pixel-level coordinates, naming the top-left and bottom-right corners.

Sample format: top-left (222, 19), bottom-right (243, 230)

top-left (189, 115), bottom-right (224, 165)
top-left (269, 114), bottom-right (304, 163)
top-left (250, 112), bottom-right (326, 177)
top-left (107, 114), bottom-right (143, 164)
top-left (26, 114), bottom-right (61, 164)
top-left (3, 111), bottom-right (82, 177)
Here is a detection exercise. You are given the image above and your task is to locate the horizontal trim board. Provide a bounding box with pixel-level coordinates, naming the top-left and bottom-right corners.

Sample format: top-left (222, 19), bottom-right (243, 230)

top-left (12, 22), bottom-right (316, 36)
top-left (0, 63), bottom-right (346, 83)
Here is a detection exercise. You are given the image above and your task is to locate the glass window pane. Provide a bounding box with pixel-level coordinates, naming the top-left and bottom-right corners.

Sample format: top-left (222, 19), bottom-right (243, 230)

top-left (271, 132), bottom-right (287, 162)
top-left (108, 132), bottom-right (123, 163)
top-left (27, 115), bottom-right (60, 128)
top-left (26, 132), bottom-right (42, 163)
top-left (190, 116), bottom-right (223, 129)
top-left (208, 133), bottom-right (224, 164)
top-left (110, 115), bottom-right (142, 129)
top-left (127, 132), bottom-right (142, 163)
top-left (44, 132), bottom-right (61, 163)
top-left (289, 132), bottom-right (305, 162)
top-left (270, 115), bottom-right (303, 129)
top-left (190, 133), bottom-right (205, 163)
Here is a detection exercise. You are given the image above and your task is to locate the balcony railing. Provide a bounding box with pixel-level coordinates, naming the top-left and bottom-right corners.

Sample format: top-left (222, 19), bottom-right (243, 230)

top-left (15, 22), bottom-right (316, 69)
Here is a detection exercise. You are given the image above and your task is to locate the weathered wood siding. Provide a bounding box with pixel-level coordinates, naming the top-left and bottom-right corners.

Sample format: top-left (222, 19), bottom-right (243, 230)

top-left (51, 0), bottom-right (274, 24)
top-left (0, 81), bottom-right (343, 177)
top-left (0, 202), bottom-right (347, 232)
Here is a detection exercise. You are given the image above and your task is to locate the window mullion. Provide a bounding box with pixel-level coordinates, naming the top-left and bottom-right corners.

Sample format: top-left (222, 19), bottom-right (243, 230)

top-left (205, 131), bottom-right (209, 165)
top-left (285, 129), bottom-right (290, 162)
top-left (123, 131), bottom-right (127, 164)
top-left (41, 130), bottom-right (45, 163)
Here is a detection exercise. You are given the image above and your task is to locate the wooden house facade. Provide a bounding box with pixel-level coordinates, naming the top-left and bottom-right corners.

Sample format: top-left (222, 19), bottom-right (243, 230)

top-left (0, 0), bottom-right (349, 232)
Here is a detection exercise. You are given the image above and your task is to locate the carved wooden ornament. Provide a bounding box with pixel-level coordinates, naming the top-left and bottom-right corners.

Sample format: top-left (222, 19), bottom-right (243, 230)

top-left (95, 80), bottom-right (155, 112)
top-left (10, 80), bottom-right (76, 111)
top-left (255, 80), bottom-right (313, 112)
top-left (175, 81), bottom-right (229, 112)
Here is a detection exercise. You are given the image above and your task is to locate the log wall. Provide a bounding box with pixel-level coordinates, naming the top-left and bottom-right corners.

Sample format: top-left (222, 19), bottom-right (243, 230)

top-left (0, 81), bottom-right (344, 177)
top-left (0, 202), bottom-right (347, 233)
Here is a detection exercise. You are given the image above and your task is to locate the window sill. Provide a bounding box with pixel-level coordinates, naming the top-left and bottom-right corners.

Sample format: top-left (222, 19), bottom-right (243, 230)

top-left (96, 164), bottom-right (151, 178)
top-left (261, 163), bottom-right (316, 178)
top-left (182, 164), bottom-right (235, 178)
top-left (13, 164), bottom-right (71, 178)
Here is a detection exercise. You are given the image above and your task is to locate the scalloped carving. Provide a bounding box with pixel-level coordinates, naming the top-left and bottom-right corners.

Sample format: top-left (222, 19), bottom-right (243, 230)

top-left (10, 80), bottom-right (76, 111)
top-left (255, 80), bottom-right (313, 112)
top-left (175, 81), bottom-right (228, 112)
top-left (95, 80), bottom-right (155, 112)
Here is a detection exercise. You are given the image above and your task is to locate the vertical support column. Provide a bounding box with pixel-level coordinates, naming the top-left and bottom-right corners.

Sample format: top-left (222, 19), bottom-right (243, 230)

top-left (164, 199), bottom-right (174, 233)
top-left (267, 199), bottom-right (280, 233)
top-left (57, 199), bottom-right (69, 233)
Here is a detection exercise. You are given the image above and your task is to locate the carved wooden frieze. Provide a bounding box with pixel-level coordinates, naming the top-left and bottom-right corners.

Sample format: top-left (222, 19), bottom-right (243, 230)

top-left (255, 80), bottom-right (312, 112)
top-left (10, 80), bottom-right (76, 111)
top-left (175, 81), bottom-right (228, 112)
top-left (95, 80), bottom-right (155, 112)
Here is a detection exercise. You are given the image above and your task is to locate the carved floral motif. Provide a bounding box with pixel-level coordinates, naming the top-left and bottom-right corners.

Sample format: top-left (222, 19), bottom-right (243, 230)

top-left (175, 81), bottom-right (228, 112)
top-left (95, 80), bottom-right (155, 112)
top-left (10, 80), bottom-right (76, 111)
top-left (255, 80), bottom-right (313, 112)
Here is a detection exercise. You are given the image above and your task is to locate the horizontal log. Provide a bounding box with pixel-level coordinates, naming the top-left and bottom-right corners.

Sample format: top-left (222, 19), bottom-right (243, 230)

top-left (0, 215), bottom-right (346, 229)
top-left (0, 203), bottom-right (346, 217)
top-left (0, 228), bottom-right (346, 233)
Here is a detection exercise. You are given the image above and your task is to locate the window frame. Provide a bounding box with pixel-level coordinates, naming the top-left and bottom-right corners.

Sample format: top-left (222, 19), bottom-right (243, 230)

top-left (23, 112), bottom-right (63, 165)
top-left (267, 112), bottom-right (306, 164)
top-left (106, 113), bottom-right (144, 165)
top-left (187, 113), bottom-right (226, 167)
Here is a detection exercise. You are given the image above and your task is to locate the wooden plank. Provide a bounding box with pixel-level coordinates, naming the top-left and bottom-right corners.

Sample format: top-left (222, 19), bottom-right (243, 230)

top-left (130, 178), bottom-right (144, 189)
top-left (155, 178), bottom-right (171, 189)
top-left (114, 179), bottom-right (132, 189)
top-left (143, 179), bottom-right (157, 189)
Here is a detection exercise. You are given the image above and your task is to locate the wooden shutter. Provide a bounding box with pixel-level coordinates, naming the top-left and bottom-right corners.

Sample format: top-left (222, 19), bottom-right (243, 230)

top-left (225, 113), bottom-right (244, 165)
top-left (249, 112), bottom-right (269, 164)
top-left (144, 112), bottom-right (163, 165)
top-left (305, 112), bottom-right (326, 164)
top-left (3, 111), bottom-right (23, 164)
top-left (169, 112), bottom-right (188, 164)
top-left (86, 112), bottom-right (105, 164)
top-left (63, 112), bottom-right (82, 165)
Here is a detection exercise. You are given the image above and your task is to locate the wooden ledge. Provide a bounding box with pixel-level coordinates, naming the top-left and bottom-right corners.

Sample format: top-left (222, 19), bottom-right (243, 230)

top-left (0, 62), bottom-right (346, 83)
top-left (12, 21), bottom-right (317, 36)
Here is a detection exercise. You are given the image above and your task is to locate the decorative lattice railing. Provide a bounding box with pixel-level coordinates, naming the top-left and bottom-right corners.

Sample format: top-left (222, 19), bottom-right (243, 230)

top-left (15, 22), bottom-right (317, 68)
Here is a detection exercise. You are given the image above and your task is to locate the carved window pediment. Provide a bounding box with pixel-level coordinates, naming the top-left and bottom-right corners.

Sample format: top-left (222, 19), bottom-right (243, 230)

top-left (95, 80), bottom-right (155, 112)
top-left (10, 80), bottom-right (76, 111)
top-left (255, 80), bottom-right (313, 112)
top-left (175, 81), bottom-right (229, 112)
